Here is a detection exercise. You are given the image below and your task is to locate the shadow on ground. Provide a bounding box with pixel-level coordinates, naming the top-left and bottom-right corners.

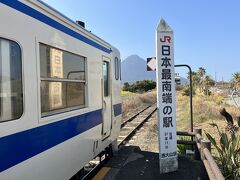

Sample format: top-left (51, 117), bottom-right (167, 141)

top-left (103, 146), bottom-right (208, 180)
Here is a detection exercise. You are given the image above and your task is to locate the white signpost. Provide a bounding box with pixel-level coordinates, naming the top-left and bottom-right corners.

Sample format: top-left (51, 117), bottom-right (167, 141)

top-left (156, 18), bottom-right (178, 173)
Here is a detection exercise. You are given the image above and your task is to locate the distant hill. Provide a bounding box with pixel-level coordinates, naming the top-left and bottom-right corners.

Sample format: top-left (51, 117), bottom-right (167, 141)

top-left (179, 77), bottom-right (188, 85)
top-left (121, 55), bottom-right (155, 83)
top-left (121, 55), bottom-right (188, 84)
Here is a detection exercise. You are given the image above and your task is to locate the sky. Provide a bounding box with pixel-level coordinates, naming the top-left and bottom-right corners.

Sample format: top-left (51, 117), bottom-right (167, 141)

top-left (42, 0), bottom-right (240, 81)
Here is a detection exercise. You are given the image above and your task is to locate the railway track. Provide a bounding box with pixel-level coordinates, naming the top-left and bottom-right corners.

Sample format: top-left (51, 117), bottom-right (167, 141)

top-left (118, 103), bottom-right (157, 147)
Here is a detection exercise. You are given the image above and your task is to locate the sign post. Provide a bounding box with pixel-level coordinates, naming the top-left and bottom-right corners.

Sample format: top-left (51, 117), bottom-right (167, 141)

top-left (156, 18), bottom-right (178, 173)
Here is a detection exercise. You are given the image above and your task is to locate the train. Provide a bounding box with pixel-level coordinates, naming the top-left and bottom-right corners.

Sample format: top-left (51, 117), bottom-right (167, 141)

top-left (0, 0), bottom-right (122, 179)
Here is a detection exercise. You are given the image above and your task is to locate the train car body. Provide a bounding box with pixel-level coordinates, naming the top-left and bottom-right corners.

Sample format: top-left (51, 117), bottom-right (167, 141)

top-left (0, 0), bottom-right (121, 179)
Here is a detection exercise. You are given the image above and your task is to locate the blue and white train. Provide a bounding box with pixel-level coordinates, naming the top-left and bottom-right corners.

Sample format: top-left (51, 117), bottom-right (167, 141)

top-left (0, 0), bottom-right (122, 179)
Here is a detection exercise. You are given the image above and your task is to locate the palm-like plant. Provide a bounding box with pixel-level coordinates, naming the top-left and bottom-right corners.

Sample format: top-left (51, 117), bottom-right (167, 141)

top-left (206, 109), bottom-right (240, 179)
top-left (186, 67), bottom-right (215, 95)
top-left (198, 67), bottom-right (206, 79)
top-left (206, 125), bottom-right (240, 179)
top-left (233, 72), bottom-right (240, 90)
top-left (187, 71), bottom-right (201, 89)
top-left (198, 67), bottom-right (206, 92)
top-left (202, 75), bottom-right (215, 95)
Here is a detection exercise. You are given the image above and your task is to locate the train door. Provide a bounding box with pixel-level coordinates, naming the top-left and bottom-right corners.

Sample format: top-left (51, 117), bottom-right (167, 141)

top-left (102, 57), bottom-right (112, 139)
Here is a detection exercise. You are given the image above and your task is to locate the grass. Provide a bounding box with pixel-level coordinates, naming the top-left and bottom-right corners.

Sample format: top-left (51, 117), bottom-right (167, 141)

top-left (121, 91), bottom-right (157, 119)
top-left (122, 89), bottom-right (239, 132)
top-left (121, 90), bottom-right (135, 97)
top-left (176, 91), bottom-right (240, 132)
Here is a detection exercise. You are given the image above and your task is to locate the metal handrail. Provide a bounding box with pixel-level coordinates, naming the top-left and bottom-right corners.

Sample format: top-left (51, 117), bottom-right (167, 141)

top-left (121, 104), bottom-right (155, 128)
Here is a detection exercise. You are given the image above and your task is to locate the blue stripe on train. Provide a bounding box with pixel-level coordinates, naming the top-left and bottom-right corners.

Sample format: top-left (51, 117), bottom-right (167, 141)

top-left (0, 109), bottom-right (102, 172)
top-left (0, 0), bottom-right (112, 54)
top-left (113, 103), bottom-right (122, 117)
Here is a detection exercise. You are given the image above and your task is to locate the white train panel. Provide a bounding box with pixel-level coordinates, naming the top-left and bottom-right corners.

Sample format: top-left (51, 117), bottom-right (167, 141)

top-left (0, 0), bottom-right (122, 179)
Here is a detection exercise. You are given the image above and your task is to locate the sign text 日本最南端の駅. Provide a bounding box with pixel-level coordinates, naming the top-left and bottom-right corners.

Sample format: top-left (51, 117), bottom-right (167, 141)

top-left (156, 18), bottom-right (178, 174)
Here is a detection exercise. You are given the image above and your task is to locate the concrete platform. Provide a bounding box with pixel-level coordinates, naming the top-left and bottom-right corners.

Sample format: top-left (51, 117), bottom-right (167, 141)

top-left (93, 146), bottom-right (208, 180)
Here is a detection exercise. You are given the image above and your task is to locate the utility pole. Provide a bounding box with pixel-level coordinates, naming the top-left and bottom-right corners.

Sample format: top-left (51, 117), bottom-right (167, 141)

top-left (215, 72), bottom-right (217, 86)
top-left (222, 77), bottom-right (224, 89)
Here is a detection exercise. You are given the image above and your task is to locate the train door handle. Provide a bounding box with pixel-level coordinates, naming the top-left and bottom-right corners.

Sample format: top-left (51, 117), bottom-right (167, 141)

top-left (103, 100), bottom-right (106, 110)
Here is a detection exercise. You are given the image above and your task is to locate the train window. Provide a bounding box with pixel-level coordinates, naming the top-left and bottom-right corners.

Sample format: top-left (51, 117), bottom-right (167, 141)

top-left (40, 44), bottom-right (86, 116)
top-left (103, 61), bottom-right (109, 96)
top-left (0, 38), bottom-right (23, 122)
top-left (114, 57), bottom-right (119, 80)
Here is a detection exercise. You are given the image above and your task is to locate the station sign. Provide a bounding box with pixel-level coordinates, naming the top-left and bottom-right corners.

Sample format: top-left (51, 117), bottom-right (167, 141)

top-left (156, 18), bottom-right (178, 173)
top-left (147, 57), bottom-right (156, 71)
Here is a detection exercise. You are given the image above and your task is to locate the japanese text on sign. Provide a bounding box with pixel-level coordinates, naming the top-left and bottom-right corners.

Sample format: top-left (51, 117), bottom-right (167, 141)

top-left (156, 18), bottom-right (178, 173)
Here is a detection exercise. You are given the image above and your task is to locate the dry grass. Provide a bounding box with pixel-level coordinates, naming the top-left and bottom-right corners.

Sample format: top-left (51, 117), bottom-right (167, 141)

top-left (176, 91), bottom-right (240, 136)
top-left (122, 89), bottom-right (239, 142)
top-left (122, 89), bottom-right (239, 132)
top-left (122, 91), bottom-right (157, 119)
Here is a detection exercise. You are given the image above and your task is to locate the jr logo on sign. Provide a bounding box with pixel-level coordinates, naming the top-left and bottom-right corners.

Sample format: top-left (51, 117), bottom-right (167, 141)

top-left (160, 36), bottom-right (171, 43)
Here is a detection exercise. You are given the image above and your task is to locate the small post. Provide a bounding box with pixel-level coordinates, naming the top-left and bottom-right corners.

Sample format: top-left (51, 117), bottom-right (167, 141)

top-left (156, 18), bottom-right (178, 173)
top-left (194, 128), bottom-right (202, 136)
top-left (201, 140), bottom-right (211, 160)
top-left (201, 140), bottom-right (211, 152)
top-left (194, 128), bottom-right (202, 160)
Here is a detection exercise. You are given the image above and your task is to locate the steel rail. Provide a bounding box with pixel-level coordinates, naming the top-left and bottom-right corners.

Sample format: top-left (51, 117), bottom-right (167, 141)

top-left (118, 105), bottom-right (157, 147)
top-left (121, 104), bottom-right (154, 128)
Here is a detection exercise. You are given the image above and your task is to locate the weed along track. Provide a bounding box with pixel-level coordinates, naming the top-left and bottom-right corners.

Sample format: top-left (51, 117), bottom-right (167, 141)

top-left (118, 104), bottom-right (157, 147)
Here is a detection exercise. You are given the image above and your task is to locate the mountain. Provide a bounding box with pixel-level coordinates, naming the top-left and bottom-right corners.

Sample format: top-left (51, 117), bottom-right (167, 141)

top-left (180, 77), bottom-right (188, 85)
top-left (121, 54), bottom-right (188, 84)
top-left (121, 55), bottom-right (155, 83)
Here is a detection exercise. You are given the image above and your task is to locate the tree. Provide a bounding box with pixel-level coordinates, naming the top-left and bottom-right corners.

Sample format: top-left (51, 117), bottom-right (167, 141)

top-left (203, 75), bottom-right (215, 86)
top-left (198, 67), bottom-right (206, 92)
top-left (187, 71), bottom-right (200, 89)
top-left (123, 80), bottom-right (156, 93)
top-left (187, 67), bottom-right (215, 95)
top-left (202, 75), bottom-right (215, 95)
top-left (197, 67), bottom-right (206, 79)
top-left (123, 82), bottom-right (130, 91)
top-left (233, 72), bottom-right (240, 90)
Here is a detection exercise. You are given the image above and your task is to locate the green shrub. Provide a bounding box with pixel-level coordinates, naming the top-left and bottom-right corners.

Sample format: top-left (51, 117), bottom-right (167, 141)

top-left (203, 88), bottom-right (212, 96)
top-left (182, 85), bottom-right (195, 96)
top-left (123, 80), bottom-right (156, 93)
top-left (177, 136), bottom-right (193, 155)
top-left (205, 123), bottom-right (240, 179)
top-left (123, 82), bottom-right (130, 91)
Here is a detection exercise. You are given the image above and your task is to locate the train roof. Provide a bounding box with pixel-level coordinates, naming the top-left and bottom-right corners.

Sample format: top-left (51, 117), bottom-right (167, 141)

top-left (20, 0), bottom-right (116, 53)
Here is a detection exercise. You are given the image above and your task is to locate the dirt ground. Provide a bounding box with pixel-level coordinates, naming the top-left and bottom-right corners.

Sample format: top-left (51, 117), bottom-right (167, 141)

top-left (126, 112), bottom-right (159, 152)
